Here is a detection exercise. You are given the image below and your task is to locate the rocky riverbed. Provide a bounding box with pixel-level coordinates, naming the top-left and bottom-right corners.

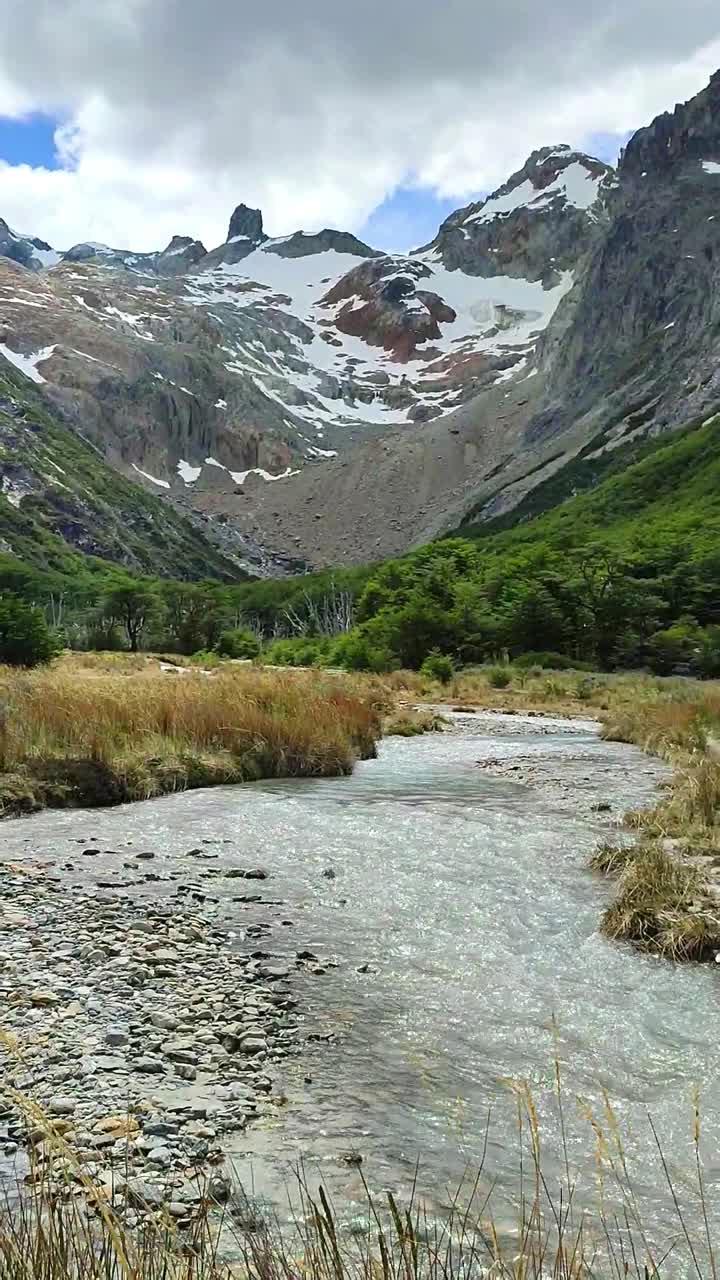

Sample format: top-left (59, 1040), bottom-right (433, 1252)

top-left (0, 849), bottom-right (314, 1226)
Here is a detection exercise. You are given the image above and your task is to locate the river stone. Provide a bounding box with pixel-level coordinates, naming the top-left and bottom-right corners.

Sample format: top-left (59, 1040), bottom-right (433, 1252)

top-left (146, 1145), bottom-right (173, 1168)
top-left (143, 1119), bottom-right (178, 1138)
top-left (147, 949), bottom-right (178, 965)
top-left (48, 1096), bottom-right (76, 1115)
top-left (133, 1056), bottom-right (164, 1074)
top-left (256, 964), bottom-right (290, 981)
top-left (174, 1063), bottom-right (197, 1081)
top-left (124, 1178), bottom-right (165, 1209)
top-left (29, 989), bottom-right (59, 1007)
top-left (91, 1055), bottom-right (127, 1071)
top-left (105, 1025), bottom-right (129, 1047)
top-left (149, 1010), bottom-right (179, 1032)
top-left (161, 1038), bottom-right (197, 1061)
top-left (238, 1035), bottom-right (267, 1055)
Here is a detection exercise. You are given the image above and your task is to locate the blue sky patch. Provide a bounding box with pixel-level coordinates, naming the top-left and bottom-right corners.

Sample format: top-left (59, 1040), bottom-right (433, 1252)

top-left (360, 186), bottom-right (483, 254)
top-left (0, 114), bottom-right (61, 169)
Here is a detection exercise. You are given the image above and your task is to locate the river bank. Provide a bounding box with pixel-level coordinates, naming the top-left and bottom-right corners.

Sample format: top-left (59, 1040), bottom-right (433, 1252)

top-left (0, 663), bottom-right (381, 818)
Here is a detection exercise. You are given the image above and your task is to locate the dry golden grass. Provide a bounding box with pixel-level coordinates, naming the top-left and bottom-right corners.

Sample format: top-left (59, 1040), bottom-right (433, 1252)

top-left (0, 663), bottom-right (381, 816)
top-left (588, 841), bottom-right (636, 875)
top-left (589, 684), bottom-right (720, 962)
top-left (600, 843), bottom-right (716, 958)
top-left (383, 709), bottom-right (447, 737)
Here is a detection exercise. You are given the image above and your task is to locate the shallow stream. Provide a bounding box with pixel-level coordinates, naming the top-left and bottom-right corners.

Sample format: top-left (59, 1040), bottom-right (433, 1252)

top-left (3, 711), bottom-right (719, 1246)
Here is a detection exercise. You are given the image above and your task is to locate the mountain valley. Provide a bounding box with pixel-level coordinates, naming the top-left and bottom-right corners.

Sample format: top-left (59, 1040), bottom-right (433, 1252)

top-left (0, 73), bottom-right (719, 573)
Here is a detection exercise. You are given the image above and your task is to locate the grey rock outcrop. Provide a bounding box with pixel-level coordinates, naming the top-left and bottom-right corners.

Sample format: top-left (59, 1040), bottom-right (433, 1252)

top-left (0, 217), bottom-right (57, 270)
top-left (417, 146), bottom-right (613, 284)
top-left (227, 203), bottom-right (267, 244)
top-left (264, 228), bottom-right (380, 259)
top-left (156, 236), bottom-right (207, 276)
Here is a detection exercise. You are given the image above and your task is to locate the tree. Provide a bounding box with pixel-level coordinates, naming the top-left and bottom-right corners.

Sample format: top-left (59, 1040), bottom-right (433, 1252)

top-left (0, 596), bottom-right (57, 666)
top-left (103, 580), bottom-right (163, 652)
top-left (421, 651), bottom-right (455, 684)
top-left (645, 623), bottom-right (698, 675)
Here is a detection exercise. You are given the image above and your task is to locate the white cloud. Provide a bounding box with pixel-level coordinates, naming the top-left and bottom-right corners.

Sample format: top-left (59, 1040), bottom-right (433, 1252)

top-left (0, 0), bottom-right (718, 251)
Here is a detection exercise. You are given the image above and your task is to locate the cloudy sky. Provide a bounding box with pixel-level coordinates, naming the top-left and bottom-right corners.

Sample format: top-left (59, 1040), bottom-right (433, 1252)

top-left (0, 0), bottom-right (719, 253)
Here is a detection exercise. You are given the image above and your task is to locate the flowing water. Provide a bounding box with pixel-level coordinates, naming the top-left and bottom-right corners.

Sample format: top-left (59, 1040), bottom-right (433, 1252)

top-left (3, 711), bottom-right (720, 1247)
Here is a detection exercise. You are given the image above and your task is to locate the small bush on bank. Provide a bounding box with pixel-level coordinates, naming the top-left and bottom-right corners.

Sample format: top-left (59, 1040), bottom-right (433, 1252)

top-left (601, 843), bottom-right (717, 960)
top-left (420, 650), bottom-right (455, 685)
top-left (326, 631), bottom-right (399, 673)
top-left (189, 650), bottom-right (223, 667)
top-left (486, 666), bottom-right (512, 689)
top-left (574, 676), bottom-right (595, 701)
top-left (384, 709), bottom-right (447, 736)
top-left (215, 627), bottom-right (261, 659)
top-left (263, 636), bottom-right (332, 668)
top-left (589, 841), bottom-right (636, 875)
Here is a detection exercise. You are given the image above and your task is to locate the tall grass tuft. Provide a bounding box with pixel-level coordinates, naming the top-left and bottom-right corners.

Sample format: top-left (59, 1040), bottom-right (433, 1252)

top-left (600, 843), bottom-right (720, 959)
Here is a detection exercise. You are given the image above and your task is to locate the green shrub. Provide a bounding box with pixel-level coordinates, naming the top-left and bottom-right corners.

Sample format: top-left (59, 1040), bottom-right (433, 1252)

top-left (420, 650), bottom-right (455, 685)
top-left (0, 596), bottom-right (57, 667)
top-left (215, 627), bottom-right (261, 659)
top-left (513, 651), bottom-right (595, 671)
top-left (189, 649), bottom-right (223, 668)
top-left (264, 637), bottom-right (330, 667)
top-left (645, 621), bottom-right (700, 675)
top-left (486, 666), bottom-right (512, 689)
top-left (575, 676), bottom-right (595, 701)
top-left (326, 630), bottom-right (399, 673)
top-left (696, 626), bottom-right (720, 679)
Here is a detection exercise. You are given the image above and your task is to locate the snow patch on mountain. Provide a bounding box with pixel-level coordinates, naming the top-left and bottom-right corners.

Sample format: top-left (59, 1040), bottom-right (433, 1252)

top-left (465, 162), bottom-right (603, 225)
top-left (0, 343), bottom-right (57, 384)
top-left (132, 463), bottom-right (170, 489)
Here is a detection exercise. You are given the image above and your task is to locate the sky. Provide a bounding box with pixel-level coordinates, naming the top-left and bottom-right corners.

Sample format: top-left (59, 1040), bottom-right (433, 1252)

top-left (0, 2), bottom-right (718, 254)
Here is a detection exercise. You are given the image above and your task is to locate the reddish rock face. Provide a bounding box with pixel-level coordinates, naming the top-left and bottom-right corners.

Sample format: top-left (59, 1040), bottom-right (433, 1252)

top-left (321, 258), bottom-right (457, 361)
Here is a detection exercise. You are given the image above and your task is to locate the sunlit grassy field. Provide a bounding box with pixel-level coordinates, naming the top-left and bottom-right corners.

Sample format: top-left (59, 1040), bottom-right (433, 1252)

top-left (0, 656), bottom-right (382, 815)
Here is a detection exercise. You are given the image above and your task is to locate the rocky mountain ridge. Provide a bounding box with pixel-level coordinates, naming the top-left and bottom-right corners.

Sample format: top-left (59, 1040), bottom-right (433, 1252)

top-left (1, 70), bottom-right (718, 572)
top-left (213, 72), bottom-right (720, 567)
top-left (0, 358), bottom-right (271, 583)
top-left (0, 146), bottom-right (605, 567)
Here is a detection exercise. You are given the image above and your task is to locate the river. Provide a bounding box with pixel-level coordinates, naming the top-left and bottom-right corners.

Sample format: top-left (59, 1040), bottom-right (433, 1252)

top-left (2, 710), bottom-right (719, 1253)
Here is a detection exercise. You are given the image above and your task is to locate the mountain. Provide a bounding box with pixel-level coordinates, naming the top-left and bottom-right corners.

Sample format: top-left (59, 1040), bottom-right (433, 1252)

top-left (217, 73), bottom-right (720, 567)
top-left (0, 145), bottom-right (607, 565)
top-left (0, 71), bottom-right (718, 573)
top-left (0, 355), bottom-right (273, 582)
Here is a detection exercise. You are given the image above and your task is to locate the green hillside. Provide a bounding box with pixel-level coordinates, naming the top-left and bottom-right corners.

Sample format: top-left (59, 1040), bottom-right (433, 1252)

top-left (477, 412), bottom-right (720, 560)
top-left (0, 358), bottom-right (247, 589)
top-left (326, 412), bottom-right (720, 673)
